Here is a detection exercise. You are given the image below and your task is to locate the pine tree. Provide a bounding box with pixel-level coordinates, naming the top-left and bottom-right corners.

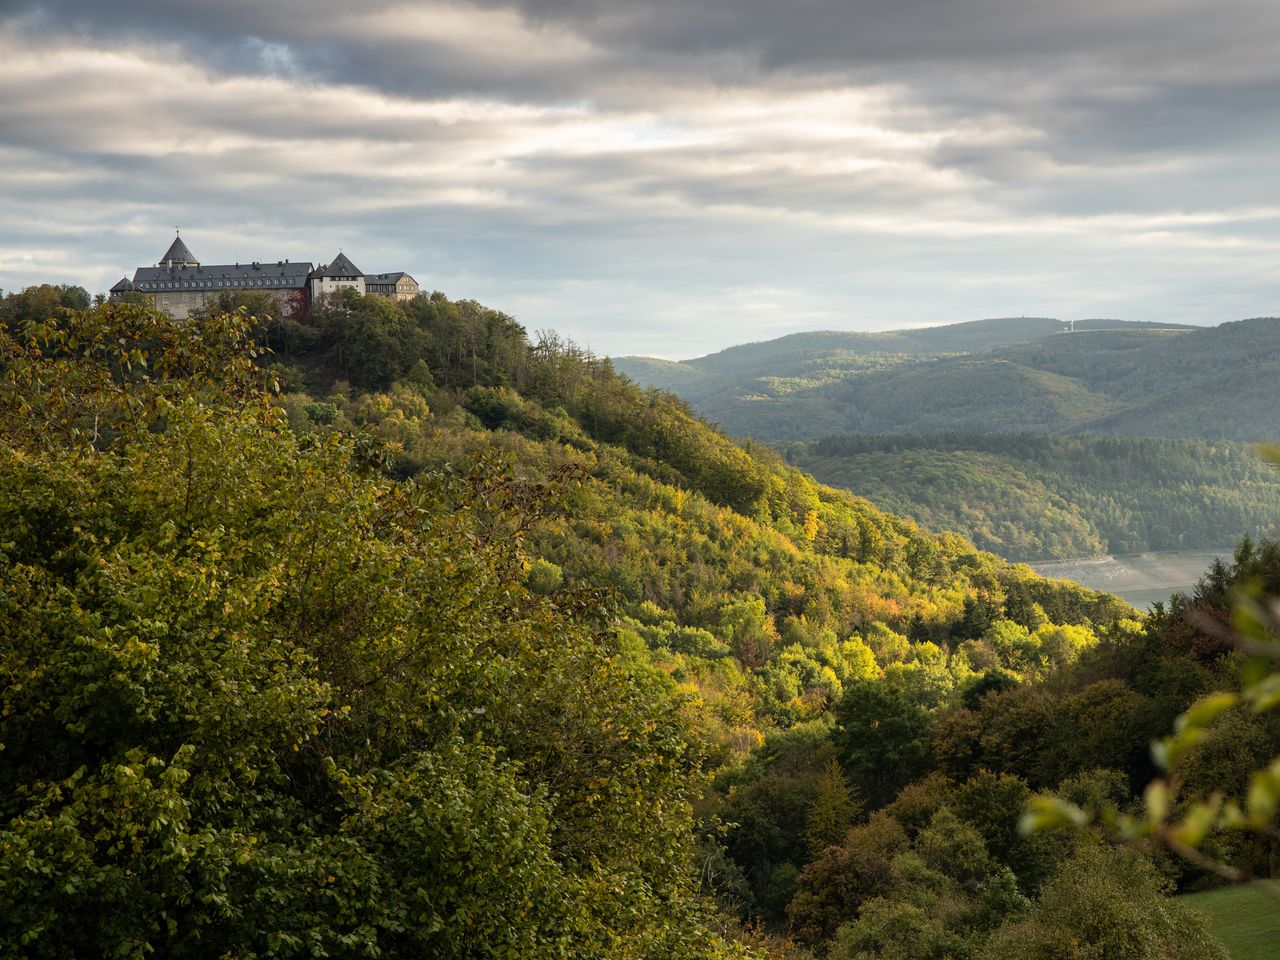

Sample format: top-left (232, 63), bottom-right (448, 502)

top-left (805, 758), bottom-right (862, 856)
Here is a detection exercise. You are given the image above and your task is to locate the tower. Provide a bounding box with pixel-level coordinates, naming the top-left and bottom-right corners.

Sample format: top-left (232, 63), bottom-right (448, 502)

top-left (159, 229), bottom-right (199, 270)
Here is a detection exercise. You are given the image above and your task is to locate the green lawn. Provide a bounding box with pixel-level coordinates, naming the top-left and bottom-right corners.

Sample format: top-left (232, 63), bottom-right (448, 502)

top-left (1180, 882), bottom-right (1280, 960)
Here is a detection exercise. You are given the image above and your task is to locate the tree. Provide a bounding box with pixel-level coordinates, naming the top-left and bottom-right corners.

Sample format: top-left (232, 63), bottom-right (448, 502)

top-left (805, 759), bottom-right (863, 856)
top-left (720, 597), bottom-right (780, 669)
top-left (312, 289), bottom-right (429, 389)
top-left (824, 810), bottom-right (1020, 960)
top-left (788, 813), bottom-right (909, 945)
top-left (0, 303), bottom-right (736, 959)
top-left (834, 680), bottom-right (930, 806)
top-left (0, 283), bottom-right (91, 332)
top-left (980, 842), bottom-right (1226, 960)
top-left (1023, 531), bottom-right (1280, 897)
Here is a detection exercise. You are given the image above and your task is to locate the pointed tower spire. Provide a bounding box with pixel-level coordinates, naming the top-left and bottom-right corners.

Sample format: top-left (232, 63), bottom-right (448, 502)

top-left (160, 229), bottom-right (199, 269)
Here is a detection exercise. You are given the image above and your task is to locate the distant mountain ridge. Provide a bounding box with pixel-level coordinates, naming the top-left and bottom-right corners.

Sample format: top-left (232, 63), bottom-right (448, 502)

top-left (613, 316), bottom-right (1280, 442)
top-left (617, 317), bottom-right (1187, 384)
top-left (683, 317), bottom-right (1183, 371)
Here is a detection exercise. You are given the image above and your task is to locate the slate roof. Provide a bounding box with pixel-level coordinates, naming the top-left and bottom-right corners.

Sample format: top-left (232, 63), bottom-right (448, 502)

top-left (131, 260), bottom-right (314, 292)
top-left (110, 276), bottom-right (134, 292)
top-left (161, 235), bottom-right (198, 265)
top-left (311, 252), bottom-right (364, 278)
top-left (365, 272), bottom-right (413, 284)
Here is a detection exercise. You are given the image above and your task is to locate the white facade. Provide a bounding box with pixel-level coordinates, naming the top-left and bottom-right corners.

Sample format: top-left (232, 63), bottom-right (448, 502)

top-left (309, 274), bottom-right (366, 299)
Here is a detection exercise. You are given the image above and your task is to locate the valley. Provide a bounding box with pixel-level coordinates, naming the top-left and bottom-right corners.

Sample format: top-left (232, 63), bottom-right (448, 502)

top-left (619, 317), bottom-right (1280, 571)
top-left (1030, 548), bottom-right (1233, 609)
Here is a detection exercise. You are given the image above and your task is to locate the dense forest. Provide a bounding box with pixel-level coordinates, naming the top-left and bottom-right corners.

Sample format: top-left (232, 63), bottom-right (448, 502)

top-left (785, 434), bottom-right (1280, 561)
top-left (1, 285), bottom-right (1277, 958)
top-left (615, 318), bottom-right (1189, 399)
top-left (615, 317), bottom-right (1280, 443)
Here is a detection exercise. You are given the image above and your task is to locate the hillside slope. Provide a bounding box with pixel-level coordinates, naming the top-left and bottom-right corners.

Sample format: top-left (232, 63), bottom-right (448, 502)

top-left (614, 318), bottom-right (1183, 403)
top-left (3, 290), bottom-right (1266, 960)
top-left (787, 433), bottom-right (1280, 561)
top-left (616, 317), bottom-right (1280, 442)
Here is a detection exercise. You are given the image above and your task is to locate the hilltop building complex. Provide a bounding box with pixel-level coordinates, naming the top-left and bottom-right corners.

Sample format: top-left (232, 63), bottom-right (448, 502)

top-left (110, 233), bottom-right (419, 319)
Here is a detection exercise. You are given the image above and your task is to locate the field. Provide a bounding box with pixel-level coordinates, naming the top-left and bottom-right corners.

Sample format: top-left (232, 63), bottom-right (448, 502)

top-left (1180, 883), bottom-right (1280, 960)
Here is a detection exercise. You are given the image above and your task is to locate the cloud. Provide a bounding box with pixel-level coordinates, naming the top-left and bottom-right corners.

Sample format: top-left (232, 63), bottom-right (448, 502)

top-left (1, 1), bottom-right (1278, 357)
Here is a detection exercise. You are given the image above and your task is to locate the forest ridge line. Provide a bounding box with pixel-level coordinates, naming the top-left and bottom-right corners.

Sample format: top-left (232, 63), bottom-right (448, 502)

top-left (613, 315), bottom-right (1280, 443)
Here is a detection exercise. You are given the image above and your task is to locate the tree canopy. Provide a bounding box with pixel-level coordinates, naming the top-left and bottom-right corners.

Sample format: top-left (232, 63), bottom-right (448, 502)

top-left (1, 289), bottom-right (1271, 959)
top-left (0, 304), bottom-right (733, 959)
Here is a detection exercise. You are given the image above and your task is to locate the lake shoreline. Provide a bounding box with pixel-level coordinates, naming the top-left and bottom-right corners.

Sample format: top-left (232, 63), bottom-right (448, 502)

top-left (1028, 548), bottom-right (1235, 609)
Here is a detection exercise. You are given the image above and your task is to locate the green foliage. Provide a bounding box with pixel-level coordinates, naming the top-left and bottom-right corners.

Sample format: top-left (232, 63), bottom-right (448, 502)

top-left (618, 317), bottom-right (1280, 444)
top-left (980, 842), bottom-right (1228, 960)
top-left (720, 597), bottom-right (780, 669)
top-left (0, 283), bottom-right (91, 331)
top-left (0, 302), bottom-right (266, 453)
top-left (788, 813), bottom-right (910, 945)
top-left (304, 400), bottom-right (340, 424)
top-left (805, 759), bottom-right (862, 856)
top-left (285, 298), bottom-right (1132, 757)
top-left (5, 292), bottom-right (1265, 958)
top-left (834, 681), bottom-right (931, 806)
top-left (813, 806), bottom-right (1029, 959)
top-left (310, 288), bottom-right (431, 389)
top-left (190, 287), bottom-right (283, 322)
top-left (790, 433), bottom-right (1280, 561)
top-left (713, 726), bottom-right (836, 922)
top-left (525, 557), bottom-right (564, 594)
top-left (0, 305), bottom-right (735, 958)
top-left (1021, 533), bottom-right (1280, 938)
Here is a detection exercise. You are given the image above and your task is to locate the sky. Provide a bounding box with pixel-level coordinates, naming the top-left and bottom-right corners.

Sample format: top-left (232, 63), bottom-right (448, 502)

top-left (2, 1), bottom-right (1279, 358)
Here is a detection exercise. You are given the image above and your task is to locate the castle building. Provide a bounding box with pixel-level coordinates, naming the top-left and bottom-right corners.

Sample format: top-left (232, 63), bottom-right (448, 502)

top-left (364, 272), bottom-right (420, 301)
top-left (308, 252), bottom-right (365, 299)
top-left (110, 234), bottom-right (420, 319)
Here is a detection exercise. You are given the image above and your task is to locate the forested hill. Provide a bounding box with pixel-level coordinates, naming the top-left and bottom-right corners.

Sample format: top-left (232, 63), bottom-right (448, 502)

top-left (1, 285), bottom-right (1271, 960)
top-left (616, 317), bottom-right (1186, 389)
top-left (615, 316), bottom-right (1280, 442)
top-left (787, 433), bottom-right (1280, 561)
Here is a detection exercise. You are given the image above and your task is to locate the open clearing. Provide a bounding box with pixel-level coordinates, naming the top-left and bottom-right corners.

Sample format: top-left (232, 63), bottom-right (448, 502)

top-left (1180, 882), bottom-right (1280, 960)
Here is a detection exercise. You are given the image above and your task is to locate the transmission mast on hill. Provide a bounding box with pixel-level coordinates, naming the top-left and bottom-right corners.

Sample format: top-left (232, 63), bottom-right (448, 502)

top-left (1064, 319), bottom-right (1075, 333)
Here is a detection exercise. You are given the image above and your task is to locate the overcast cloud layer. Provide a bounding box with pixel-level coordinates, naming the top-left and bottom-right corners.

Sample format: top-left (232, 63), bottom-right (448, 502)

top-left (2, 0), bottom-right (1278, 356)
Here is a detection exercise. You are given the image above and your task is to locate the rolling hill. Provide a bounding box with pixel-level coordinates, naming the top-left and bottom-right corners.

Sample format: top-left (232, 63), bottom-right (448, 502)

top-left (614, 317), bottom-right (1280, 443)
